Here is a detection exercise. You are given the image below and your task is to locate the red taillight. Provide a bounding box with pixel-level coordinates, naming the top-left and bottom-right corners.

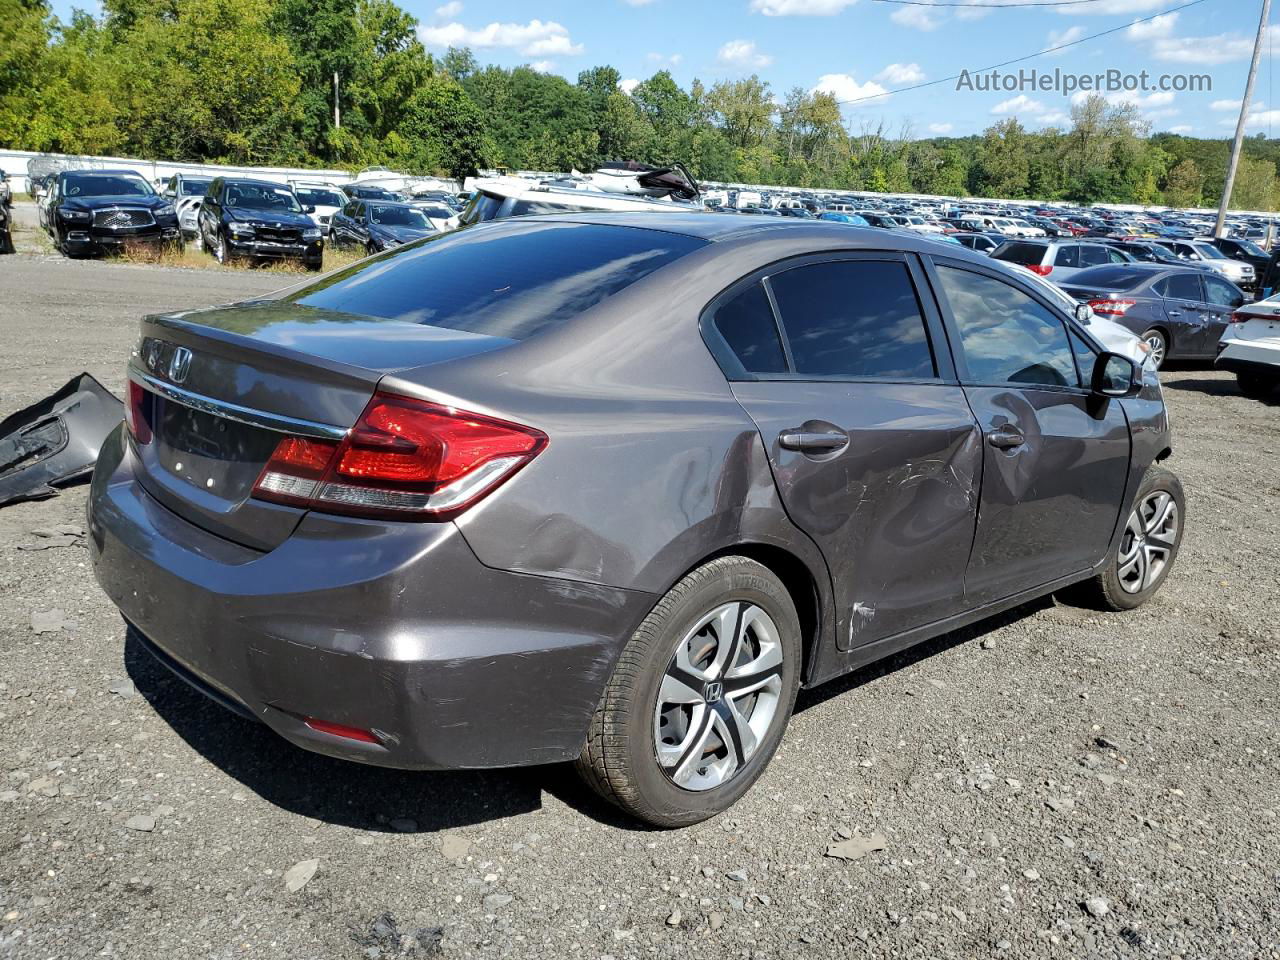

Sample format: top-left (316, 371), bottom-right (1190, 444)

top-left (303, 717), bottom-right (381, 744)
top-left (252, 392), bottom-right (547, 520)
top-left (126, 381), bottom-right (152, 444)
top-left (1025, 264), bottom-right (1053, 276)
top-left (1087, 298), bottom-right (1137, 316)
top-left (1230, 310), bottom-right (1253, 324)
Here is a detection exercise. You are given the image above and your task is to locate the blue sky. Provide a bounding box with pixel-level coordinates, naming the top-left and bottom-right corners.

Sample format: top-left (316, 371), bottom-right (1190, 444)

top-left (53, 0), bottom-right (1277, 138)
top-left (408, 0), bottom-right (1273, 138)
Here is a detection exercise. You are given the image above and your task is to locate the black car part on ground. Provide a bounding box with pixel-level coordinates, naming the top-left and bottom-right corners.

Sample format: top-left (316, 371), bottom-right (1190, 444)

top-left (0, 204), bottom-right (12, 254)
top-left (0, 374), bottom-right (123, 508)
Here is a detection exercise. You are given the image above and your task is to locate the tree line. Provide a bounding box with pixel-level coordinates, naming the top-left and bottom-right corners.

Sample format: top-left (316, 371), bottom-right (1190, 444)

top-left (3, 0), bottom-right (1279, 209)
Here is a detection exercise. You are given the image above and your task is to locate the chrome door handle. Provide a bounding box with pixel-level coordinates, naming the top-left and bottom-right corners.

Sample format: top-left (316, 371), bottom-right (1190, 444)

top-left (779, 430), bottom-right (848, 452)
top-left (987, 427), bottom-right (1025, 449)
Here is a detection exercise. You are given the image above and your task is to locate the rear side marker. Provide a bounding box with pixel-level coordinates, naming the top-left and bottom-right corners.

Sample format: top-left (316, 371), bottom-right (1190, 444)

top-left (303, 717), bottom-right (382, 744)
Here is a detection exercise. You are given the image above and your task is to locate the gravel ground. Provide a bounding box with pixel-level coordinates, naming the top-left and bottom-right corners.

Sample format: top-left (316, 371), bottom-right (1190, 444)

top-left (1, 252), bottom-right (1278, 960)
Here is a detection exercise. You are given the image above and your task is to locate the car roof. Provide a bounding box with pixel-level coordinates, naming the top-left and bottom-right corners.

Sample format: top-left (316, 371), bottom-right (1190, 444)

top-left (62, 169), bottom-right (145, 178)
top-left (506, 211), bottom-right (999, 264)
top-left (221, 177), bottom-right (294, 189)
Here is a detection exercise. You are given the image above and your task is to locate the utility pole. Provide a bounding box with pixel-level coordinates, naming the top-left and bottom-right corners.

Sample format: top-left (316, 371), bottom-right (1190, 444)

top-left (333, 72), bottom-right (341, 130)
top-left (1215, 0), bottom-right (1271, 237)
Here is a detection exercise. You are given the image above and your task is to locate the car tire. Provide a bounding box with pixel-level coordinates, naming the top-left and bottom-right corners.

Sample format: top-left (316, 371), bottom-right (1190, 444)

top-left (1237, 371), bottom-right (1277, 399)
top-left (1140, 328), bottom-right (1168, 369)
top-left (576, 556), bottom-right (802, 828)
top-left (211, 230), bottom-right (229, 265)
top-left (1069, 466), bottom-right (1184, 612)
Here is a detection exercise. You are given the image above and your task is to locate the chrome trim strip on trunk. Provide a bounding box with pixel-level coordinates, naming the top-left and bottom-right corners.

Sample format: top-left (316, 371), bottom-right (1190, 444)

top-left (132, 371), bottom-right (349, 440)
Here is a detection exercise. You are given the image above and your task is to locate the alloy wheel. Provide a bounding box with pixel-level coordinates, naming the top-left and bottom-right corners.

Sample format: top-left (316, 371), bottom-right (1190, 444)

top-left (1117, 491), bottom-right (1178, 594)
top-left (1142, 330), bottom-right (1166, 368)
top-left (653, 601), bottom-right (784, 792)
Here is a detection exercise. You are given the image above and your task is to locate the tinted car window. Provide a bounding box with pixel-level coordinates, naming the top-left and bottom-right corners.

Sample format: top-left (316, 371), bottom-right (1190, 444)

top-left (992, 242), bottom-right (1049, 266)
top-left (1053, 246), bottom-right (1080, 268)
top-left (768, 260), bottom-right (935, 379)
top-left (289, 221), bottom-right (706, 341)
top-left (1067, 266), bottom-right (1152, 290)
top-left (1157, 273), bottom-right (1204, 301)
top-left (935, 266), bottom-right (1078, 387)
top-left (1078, 245), bottom-right (1110, 267)
top-left (1204, 276), bottom-right (1242, 307)
top-left (712, 283), bottom-right (787, 375)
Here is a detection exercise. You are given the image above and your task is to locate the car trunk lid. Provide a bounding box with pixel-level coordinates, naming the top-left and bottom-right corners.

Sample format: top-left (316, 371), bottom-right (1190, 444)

top-left (129, 301), bottom-right (513, 550)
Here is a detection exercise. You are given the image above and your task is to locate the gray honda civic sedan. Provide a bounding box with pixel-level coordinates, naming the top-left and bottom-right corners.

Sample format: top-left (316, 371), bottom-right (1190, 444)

top-left (88, 214), bottom-right (1183, 826)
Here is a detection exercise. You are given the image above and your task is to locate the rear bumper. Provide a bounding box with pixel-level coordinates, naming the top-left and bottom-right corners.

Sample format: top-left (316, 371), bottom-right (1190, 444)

top-left (87, 425), bottom-right (654, 770)
top-left (1215, 339), bottom-right (1280, 378)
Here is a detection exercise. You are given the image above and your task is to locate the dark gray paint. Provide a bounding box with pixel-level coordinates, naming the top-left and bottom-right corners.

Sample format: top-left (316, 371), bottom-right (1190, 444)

top-left (88, 215), bottom-right (1175, 770)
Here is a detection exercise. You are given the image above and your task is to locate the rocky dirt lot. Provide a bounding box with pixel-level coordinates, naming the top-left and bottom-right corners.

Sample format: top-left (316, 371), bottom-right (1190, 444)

top-left (0, 254), bottom-right (1278, 960)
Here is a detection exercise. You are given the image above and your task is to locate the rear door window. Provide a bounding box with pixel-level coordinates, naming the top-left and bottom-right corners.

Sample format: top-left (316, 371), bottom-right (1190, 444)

top-left (288, 221), bottom-right (706, 341)
top-left (712, 283), bottom-right (788, 375)
top-left (934, 266), bottom-right (1079, 388)
top-left (1156, 273), bottom-right (1204, 302)
top-left (767, 260), bottom-right (936, 379)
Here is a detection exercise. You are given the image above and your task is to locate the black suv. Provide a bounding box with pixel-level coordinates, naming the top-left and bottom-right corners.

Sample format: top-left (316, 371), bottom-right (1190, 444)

top-left (44, 170), bottom-right (180, 258)
top-left (198, 178), bottom-right (323, 270)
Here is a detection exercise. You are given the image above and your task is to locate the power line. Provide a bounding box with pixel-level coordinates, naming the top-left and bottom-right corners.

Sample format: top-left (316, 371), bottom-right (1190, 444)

top-left (872, 0), bottom-right (1106, 8)
top-left (831, 0), bottom-right (1208, 107)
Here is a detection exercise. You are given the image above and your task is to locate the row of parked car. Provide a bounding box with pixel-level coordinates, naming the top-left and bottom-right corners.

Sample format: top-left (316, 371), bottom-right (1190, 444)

top-left (30, 168), bottom-right (464, 268)
top-left (19, 163), bottom-right (1280, 398)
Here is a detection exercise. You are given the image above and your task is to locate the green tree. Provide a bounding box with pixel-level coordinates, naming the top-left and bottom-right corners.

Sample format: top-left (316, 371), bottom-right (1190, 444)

top-left (1163, 158), bottom-right (1204, 207)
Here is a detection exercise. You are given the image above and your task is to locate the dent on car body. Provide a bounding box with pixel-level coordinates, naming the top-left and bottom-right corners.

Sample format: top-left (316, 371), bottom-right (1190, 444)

top-left (0, 373), bottom-right (123, 508)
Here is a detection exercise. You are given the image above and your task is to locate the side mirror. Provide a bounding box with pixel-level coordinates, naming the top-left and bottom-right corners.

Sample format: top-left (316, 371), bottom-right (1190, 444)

top-left (1092, 352), bottom-right (1141, 398)
top-left (304, 205), bottom-right (316, 214)
top-left (1074, 302), bottom-right (1094, 325)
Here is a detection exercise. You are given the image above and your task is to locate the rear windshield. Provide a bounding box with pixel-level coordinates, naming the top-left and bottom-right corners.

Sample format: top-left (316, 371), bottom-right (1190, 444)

top-left (992, 242), bottom-right (1048, 265)
top-left (1065, 266), bottom-right (1153, 290)
top-left (287, 221), bottom-right (706, 341)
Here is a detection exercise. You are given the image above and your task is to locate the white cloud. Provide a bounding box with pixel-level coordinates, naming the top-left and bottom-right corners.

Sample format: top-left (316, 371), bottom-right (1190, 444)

top-left (890, 6), bottom-right (940, 31)
top-left (928, 122), bottom-right (954, 134)
top-left (434, 1), bottom-right (462, 17)
top-left (750, 0), bottom-right (858, 14)
top-left (529, 60), bottom-right (556, 73)
top-left (646, 51), bottom-right (683, 67)
top-left (811, 73), bottom-right (888, 106)
top-left (418, 19), bottom-right (583, 57)
top-left (1126, 13), bottom-right (1256, 65)
top-left (1167, 124), bottom-right (1193, 133)
top-left (875, 62), bottom-right (925, 85)
top-left (622, 0), bottom-right (656, 5)
top-left (1126, 12), bottom-right (1177, 40)
top-left (717, 40), bottom-right (773, 68)
top-left (1037, 111), bottom-right (1069, 126)
top-left (1044, 25), bottom-right (1085, 55)
top-left (1211, 98), bottom-right (1242, 111)
top-left (1244, 107), bottom-right (1280, 128)
top-left (1147, 33), bottom-right (1255, 64)
top-left (620, 77), bottom-right (640, 94)
top-left (992, 94), bottom-right (1046, 115)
